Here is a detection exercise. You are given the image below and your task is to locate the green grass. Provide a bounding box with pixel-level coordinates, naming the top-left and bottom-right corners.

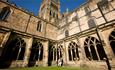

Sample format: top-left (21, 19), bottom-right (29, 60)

top-left (6, 66), bottom-right (88, 70)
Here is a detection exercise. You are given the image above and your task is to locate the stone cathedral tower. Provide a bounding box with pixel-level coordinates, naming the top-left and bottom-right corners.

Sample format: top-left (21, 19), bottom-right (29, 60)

top-left (39, 0), bottom-right (61, 23)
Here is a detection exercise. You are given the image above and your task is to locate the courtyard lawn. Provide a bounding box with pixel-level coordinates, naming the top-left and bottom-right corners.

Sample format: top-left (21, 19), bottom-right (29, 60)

top-left (5, 66), bottom-right (88, 70)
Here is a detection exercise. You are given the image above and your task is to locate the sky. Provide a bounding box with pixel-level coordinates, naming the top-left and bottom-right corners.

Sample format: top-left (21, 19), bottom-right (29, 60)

top-left (8, 0), bottom-right (86, 16)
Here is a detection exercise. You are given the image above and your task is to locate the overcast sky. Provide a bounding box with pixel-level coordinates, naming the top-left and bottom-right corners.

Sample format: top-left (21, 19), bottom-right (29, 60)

top-left (8, 0), bottom-right (86, 16)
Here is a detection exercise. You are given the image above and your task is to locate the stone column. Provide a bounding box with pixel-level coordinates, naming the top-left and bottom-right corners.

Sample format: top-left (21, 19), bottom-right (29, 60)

top-left (75, 36), bottom-right (84, 60)
top-left (78, 37), bottom-right (86, 66)
top-left (42, 41), bottom-right (48, 66)
top-left (62, 41), bottom-right (67, 65)
top-left (0, 32), bottom-right (11, 48)
top-left (0, 32), bottom-right (11, 56)
top-left (23, 37), bottom-right (33, 67)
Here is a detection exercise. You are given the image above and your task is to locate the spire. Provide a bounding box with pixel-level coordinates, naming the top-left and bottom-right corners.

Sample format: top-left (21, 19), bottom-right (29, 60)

top-left (66, 8), bottom-right (69, 14)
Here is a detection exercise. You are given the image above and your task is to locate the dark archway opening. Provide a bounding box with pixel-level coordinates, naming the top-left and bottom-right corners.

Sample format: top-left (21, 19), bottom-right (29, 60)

top-left (68, 47), bottom-right (72, 61)
top-left (109, 31), bottom-right (115, 55)
top-left (68, 42), bottom-right (79, 61)
top-left (96, 44), bottom-right (106, 60)
top-left (90, 45), bottom-right (98, 60)
top-left (0, 34), bottom-right (26, 68)
top-left (28, 40), bottom-right (43, 67)
top-left (84, 46), bottom-right (91, 60)
top-left (48, 42), bottom-right (53, 66)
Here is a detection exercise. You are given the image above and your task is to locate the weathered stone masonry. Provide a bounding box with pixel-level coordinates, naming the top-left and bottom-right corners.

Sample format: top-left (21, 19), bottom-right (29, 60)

top-left (0, 0), bottom-right (115, 70)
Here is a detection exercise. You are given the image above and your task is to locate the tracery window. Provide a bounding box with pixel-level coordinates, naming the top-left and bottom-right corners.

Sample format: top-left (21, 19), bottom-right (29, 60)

top-left (109, 30), bottom-right (115, 55)
top-left (57, 45), bottom-right (63, 60)
top-left (68, 42), bottom-right (79, 61)
top-left (2, 37), bottom-right (26, 61)
top-left (12, 37), bottom-right (26, 60)
top-left (84, 36), bottom-right (106, 60)
top-left (28, 41), bottom-right (43, 67)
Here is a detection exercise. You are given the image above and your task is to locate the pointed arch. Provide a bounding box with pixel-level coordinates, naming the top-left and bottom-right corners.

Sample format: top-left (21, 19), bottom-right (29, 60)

top-left (84, 36), bottom-right (106, 61)
top-left (0, 34), bottom-right (26, 68)
top-left (109, 30), bottom-right (115, 55)
top-left (68, 41), bottom-right (79, 61)
top-left (28, 40), bottom-right (43, 67)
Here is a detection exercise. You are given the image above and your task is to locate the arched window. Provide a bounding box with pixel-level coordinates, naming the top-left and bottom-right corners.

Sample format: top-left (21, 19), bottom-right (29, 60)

top-left (57, 45), bottom-right (63, 60)
top-left (84, 6), bottom-right (91, 15)
top-left (28, 41), bottom-right (43, 67)
top-left (68, 42), bottom-right (79, 61)
top-left (0, 6), bottom-right (11, 21)
top-left (65, 30), bottom-right (69, 37)
top-left (109, 30), bottom-right (115, 55)
top-left (37, 21), bottom-right (43, 32)
top-left (0, 35), bottom-right (26, 68)
top-left (88, 18), bottom-right (96, 29)
top-left (84, 36), bottom-right (106, 61)
top-left (97, 0), bottom-right (109, 11)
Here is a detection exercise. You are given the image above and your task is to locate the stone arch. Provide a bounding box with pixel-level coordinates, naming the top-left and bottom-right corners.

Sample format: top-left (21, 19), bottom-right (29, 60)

top-left (68, 41), bottom-right (79, 61)
top-left (109, 30), bottom-right (115, 55)
top-left (0, 34), bottom-right (26, 68)
top-left (48, 42), bottom-right (55, 66)
top-left (28, 40), bottom-right (43, 67)
top-left (0, 6), bottom-right (11, 20)
top-left (57, 45), bottom-right (63, 60)
top-left (84, 36), bottom-right (106, 61)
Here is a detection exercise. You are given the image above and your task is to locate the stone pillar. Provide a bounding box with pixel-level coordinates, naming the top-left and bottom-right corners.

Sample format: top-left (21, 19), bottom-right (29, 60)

top-left (64, 41), bottom-right (70, 65)
top-left (0, 32), bottom-right (11, 56)
top-left (78, 37), bottom-right (86, 66)
top-left (62, 41), bottom-right (67, 65)
top-left (0, 32), bottom-right (11, 48)
top-left (23, 37), bottom-right (33, 67)
top-left (42, 41), bottom-right (48, 66)
top-left (75, 36), bottom-right (84, 60)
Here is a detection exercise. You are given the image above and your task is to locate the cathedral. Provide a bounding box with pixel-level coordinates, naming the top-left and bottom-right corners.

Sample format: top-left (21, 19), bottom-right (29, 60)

top-left (0, 0), bottom-right (115, 69)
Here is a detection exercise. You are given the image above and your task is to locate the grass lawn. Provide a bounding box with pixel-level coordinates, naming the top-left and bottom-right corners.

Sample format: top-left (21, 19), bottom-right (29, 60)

top-left (5, 66), bottom-right (88, 70)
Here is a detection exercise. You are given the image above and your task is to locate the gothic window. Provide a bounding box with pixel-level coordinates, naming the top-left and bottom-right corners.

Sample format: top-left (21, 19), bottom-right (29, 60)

top-left (97, 0), bottom-right (109, 12)
top-left (12, 38), bottom-right (26, 60)
top-left (0, 6), bottom-right (11, 21)
top-left (57, 45), bottom-right (63, 60)
top-left (84, 36), bottom-right (106, 61)
top-left (37, 21), bottom-right (42, 32)
top-left (1, 36), bottom-right (26, 61)
top-left (65, 30), bottom-right (69, 37)
top-left (68, 42), bottom-right (79, 61)
top-left (48, 42), bottom-right (59, 66)
top-left (88, 18), bottom-right (96, 29)
top-left (84, 6), bottom-right (91, 15)
top-left (72, 14), bottom-right (78, 21)
top-left (109, 30), bottom-right (115, 55)
top-left (50, 45), bottom-right (56, 61)
top-left (28, 41), bottom-right (43, 67)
